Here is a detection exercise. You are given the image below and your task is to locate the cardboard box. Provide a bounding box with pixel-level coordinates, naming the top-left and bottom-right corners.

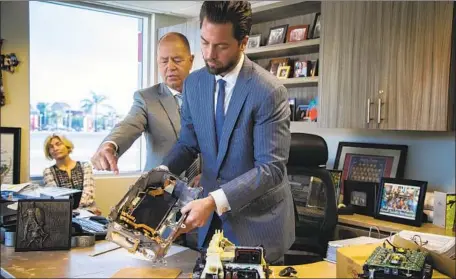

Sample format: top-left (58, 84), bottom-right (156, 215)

top-left (393, 235), bottom-right (455, 279)
top-left (336, 242), bottom-right (450, 278)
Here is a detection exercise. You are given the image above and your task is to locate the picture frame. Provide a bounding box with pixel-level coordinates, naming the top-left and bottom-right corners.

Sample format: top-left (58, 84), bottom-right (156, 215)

top-left (247, 34), bottom-right (261, 49)
top-left (277, 65), bottom-right (291, 79)
top-left (328, 169), bottom-right (342, 205)
top-left (334, 142), bottom-right (408, 195)
top-left (375, 178), bottom-right (428, 227)
top-left (310, 12), bottom-right (321, 39)
top-left (293, 61), bottom-right (309, 78)
top-left (268, 58), bottom-right (289, 77)
top-left (286, 24), bottom-right (309, 43)
top-left (15, 199), bottom-right (72, 251)
top-left (343, 180), bottom-right (378, 217)
top-left (310, 59), bottom-right (319, 77)
top-left (267, 24), bottom-right (288, 45)
top-left (0, 127), bottom-right (21, 184)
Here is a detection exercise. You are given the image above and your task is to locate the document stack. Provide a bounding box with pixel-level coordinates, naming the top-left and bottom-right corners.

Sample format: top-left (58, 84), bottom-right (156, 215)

top-left (325, 236), bottom-right (385, 263)
top-left (396, 230), bottom-right (455, 260)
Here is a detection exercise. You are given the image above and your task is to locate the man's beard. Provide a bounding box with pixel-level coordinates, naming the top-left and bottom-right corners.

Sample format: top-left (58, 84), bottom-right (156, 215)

top-left (205, 57), bottom-right (238, 75)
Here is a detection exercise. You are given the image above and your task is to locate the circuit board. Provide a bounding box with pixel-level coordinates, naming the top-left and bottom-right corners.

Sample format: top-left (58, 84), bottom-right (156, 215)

top-left (360, 246), bottom-right (432, 279)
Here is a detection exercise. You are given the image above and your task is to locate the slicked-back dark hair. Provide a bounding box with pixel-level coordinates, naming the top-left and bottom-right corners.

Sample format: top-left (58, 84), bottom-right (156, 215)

top-left (199, 1), bottom-right (252, 43)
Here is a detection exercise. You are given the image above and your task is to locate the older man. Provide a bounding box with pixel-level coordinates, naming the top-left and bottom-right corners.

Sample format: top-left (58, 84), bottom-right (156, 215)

top-left (91, 32), bottom-right (195, 174)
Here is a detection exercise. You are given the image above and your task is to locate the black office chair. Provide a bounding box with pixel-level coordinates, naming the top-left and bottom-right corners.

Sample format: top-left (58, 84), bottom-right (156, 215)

top-left (284, 133), bottom-right (338, 265)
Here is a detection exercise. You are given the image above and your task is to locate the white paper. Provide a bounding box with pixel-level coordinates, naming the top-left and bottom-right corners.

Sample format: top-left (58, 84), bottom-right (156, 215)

top-left (433, 191), bottom-right (447, 228)
top-left (38, 186), bottom-right (81, 197)
top-left (6, 202), bottom-right (18, 210)
top-left (397, 230), bottom-right (455, 256)
top-left (73, 209), bottom-right (96, 218)
top-left (1, 182), bottom-right (32, 192)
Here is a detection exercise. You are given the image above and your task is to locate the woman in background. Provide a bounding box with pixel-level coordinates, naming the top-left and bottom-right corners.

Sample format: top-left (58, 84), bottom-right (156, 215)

top-left (42, 134), bottom-right (100, 215)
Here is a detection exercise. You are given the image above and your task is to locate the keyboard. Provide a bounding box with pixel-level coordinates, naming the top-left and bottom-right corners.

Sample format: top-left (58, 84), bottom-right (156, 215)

top-left (72, 218), bottom-right (107, 236)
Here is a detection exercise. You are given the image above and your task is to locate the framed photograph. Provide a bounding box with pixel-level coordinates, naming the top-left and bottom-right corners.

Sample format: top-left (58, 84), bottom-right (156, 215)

top-left (310, 59), bottom-right (319, 77)
top-left (293, 61), bottom-right (309, 78)
top-left (247, 34), bottom-right (261, 49)
top-left (328, 169), bottom-right (342, 205)
top-left (375, 178), bottom-right (427, 227)
top-left (334, 142), bottom-right (408, 195)
top-left (15, 199), bottom-right (72, 251)
top-left (267, 24), bottom-right (288, 45)
top-left (343, 180), bottom-right (378, 216)
top-left (268, 58), bottom-right (289, 76)
top-left (286, 24), bottom-right (309, 43)
top-left (0, 127), bottom-right (21, 184)
top-left (310, 12), bottom-right (321, 39)
top-left (277, 65), bottom-right (291, 79)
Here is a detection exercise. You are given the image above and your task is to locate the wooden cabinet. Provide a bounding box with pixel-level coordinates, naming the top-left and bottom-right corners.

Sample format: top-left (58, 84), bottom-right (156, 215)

top-left (319, 1), bottom-right (454, 131)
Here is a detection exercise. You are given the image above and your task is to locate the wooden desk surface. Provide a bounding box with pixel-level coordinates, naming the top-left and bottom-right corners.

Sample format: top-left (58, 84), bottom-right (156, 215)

top-left (1, 241), bottom-right (336, 278)
top-left (339, 214), bottom-right (455, 237)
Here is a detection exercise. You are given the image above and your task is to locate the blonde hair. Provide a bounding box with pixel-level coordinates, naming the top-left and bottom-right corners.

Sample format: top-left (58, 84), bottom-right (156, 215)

top-left (43, 134), bottom-right (74, 160)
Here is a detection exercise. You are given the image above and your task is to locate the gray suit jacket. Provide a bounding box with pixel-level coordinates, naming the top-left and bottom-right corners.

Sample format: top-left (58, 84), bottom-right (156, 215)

top-left (103, 83), bottom-right (180, 171)
top-left (162, 57), bottom-right (295, 262)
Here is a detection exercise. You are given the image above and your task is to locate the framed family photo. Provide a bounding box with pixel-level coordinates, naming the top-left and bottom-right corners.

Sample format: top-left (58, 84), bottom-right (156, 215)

top-left (0, 127), bottom-right (21, 184)
top-left (375, 178), bottom-right (427, 227)
top-left (286, 24), bottom-right (309, 43)
top-left (247, 34), bottom-right (261, 49)
top-left (334, 142), bottom-right (408, 195)
top-left (267, 24), bottom-right (288, 45)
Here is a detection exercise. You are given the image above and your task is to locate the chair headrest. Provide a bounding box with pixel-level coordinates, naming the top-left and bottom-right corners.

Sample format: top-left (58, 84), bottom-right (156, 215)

top-left (288, 133), bottom-right (328, 167)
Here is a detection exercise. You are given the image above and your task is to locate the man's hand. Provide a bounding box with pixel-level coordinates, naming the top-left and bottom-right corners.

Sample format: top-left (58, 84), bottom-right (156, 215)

top-left (91, 142), bottom-right (119, 174)
top-left (178, 196), bottom-right (216, 235)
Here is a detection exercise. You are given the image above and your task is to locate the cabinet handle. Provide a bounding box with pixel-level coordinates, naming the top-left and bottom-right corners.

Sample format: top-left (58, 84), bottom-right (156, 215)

top-left (377, 98), bottom-right (384, 124)
top-left (366, 98), bottom-right (373, 123)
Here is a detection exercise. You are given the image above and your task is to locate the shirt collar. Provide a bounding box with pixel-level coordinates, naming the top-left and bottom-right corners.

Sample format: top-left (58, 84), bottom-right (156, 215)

top-left (166, 86), bottom-right (181, 97)
top-left (215, 53), bottom-right (245, 86)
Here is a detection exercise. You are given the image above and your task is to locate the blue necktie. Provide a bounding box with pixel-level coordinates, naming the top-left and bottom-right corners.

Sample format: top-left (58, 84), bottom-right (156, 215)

top-left (215, 79), bottom-right (226, 146)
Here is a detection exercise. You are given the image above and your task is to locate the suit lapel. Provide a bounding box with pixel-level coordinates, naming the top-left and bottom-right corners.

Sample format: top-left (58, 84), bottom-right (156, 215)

top-left (216, 58), bottom-right (254, 171)
top-left (199, 73), bottom-right (218, 160)
top-left (157, 83), bottom-right (180, 139)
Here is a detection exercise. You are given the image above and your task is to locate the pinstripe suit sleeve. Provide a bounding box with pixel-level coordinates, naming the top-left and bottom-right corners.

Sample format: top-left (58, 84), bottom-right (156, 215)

top-left (162, 79), bottom-right (200, 175)
top-left (221, 85), bottom-right (291, 213)
top-left (102, 91), bottom-right (147, 156)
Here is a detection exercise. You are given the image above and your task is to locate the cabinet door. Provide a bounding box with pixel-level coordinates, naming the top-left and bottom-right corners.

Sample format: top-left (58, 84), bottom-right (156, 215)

top-left (319, 2), bottom-right (382, 129)
top-left (377, 2), bottom-right (453, 131)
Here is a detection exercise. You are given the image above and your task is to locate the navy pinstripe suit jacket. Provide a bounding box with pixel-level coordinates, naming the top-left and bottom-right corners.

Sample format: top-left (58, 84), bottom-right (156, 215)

top-left (162, 56), bottom-right (295, 262)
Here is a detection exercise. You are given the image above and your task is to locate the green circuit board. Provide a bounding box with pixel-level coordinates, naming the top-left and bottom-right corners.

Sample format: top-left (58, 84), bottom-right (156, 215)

top-left (364, 246), bottom-right (427, 272)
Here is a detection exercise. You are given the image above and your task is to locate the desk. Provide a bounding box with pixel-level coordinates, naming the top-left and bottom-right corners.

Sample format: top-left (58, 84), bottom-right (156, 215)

top-left (338, 214), bottom-right (455, 238)
top-left (1, 241), bottom-right (336, 278)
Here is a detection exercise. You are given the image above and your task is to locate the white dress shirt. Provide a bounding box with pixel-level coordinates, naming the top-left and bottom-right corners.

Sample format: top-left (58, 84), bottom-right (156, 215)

top-left (209, 53), bottom-right (245, 216)
top-left (159, 54), bottom-right (245, 217)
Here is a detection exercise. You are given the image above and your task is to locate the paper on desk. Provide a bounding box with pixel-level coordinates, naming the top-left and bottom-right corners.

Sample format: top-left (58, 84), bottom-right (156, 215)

top-left (38, 186), bottom-right (81, 197)
top-left (128, 245), bottom-right (189, 262)
top-left (6, 202), bottom-right (18, 210)
top-left (397, 230), bottom-right (455, 259)
top-left (1, 182), bottom-right (32, 192)
top-left (73, 209), bottom-right (96, 218)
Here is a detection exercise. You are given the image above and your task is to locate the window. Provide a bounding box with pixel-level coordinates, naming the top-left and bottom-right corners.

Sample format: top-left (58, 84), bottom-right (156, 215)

top-left (29, 2), bottom-right (148, 177)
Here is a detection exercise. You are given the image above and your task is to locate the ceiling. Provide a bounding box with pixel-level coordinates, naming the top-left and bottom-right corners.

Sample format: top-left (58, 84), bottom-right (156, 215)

top-left (94, 1), bottom-right (280, 18)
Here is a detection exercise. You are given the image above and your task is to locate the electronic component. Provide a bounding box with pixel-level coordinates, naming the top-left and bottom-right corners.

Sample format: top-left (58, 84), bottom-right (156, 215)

top-left (192, 230), bottom-right (271, 279)
top-left (359, 246), bottom-right (433, 279)
top-left (106, 170), bottom-right (201, 261)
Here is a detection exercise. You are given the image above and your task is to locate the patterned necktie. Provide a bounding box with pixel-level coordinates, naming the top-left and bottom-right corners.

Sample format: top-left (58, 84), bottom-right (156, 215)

top-left (215, 79), bottom-right (226, 146)
top-left (174, 94), bottom-right (183, 112)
